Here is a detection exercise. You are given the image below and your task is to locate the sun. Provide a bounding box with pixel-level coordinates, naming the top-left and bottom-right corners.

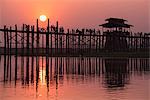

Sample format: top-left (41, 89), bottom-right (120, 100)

top-left (39, 15), bottom-right (47, 22)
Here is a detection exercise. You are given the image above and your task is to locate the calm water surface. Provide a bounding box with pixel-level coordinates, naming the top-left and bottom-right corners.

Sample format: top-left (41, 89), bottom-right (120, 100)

top-left (0, 56), bottom-right (149, 100)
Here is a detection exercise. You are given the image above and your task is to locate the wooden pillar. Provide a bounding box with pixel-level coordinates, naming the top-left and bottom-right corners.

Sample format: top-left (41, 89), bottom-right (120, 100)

top-left (65, 31), bottom-right (67, 54)
top-left (102, 34), bottom-right (104, 50)
top-left (59, 31), bottom-right (63, 55)
top-left (145, 36), bottom-right (148, 51)
top-left (36, 19), bottom-right (39, 55)
top-left (26, 25), bottom-right (30, 55)
top-left (89, 31), bottom-right (92, 54)
top-left (46, 19), bottom-right (50, 56)
top-left (96, 36), bottom-right (98, 54)
top-left (129, 35), bottom-right (131, 51)
top-left (26, 25), bottom-right (30, 83)
top-left (135, 37), bottom-right (138, 52)
top-left (139, 34), bottom-right (142, 51)
top-left (84, 30), bottom-right (86, 55)
top-left (143, 36), bottom-right (146, 51)
top-left (72, 30), bottom-right (74, 55)
top-left (56, 21), bottom-right (58, 55)
top-left (99, 31), bottom-right (101, 52)
top-left (46, 19), bottom-right (50, 78)
top-left (15, 25), bottom-right (18, 84)
top-left (133, 37), bottom-right (136, 52)
top-left (30, 25), bottom-right (35, 83)
top-left (42, 30), bottom-right (44, 55)
top-left (31, 26), bottom-right (34, 55)
top-left (66, 30), bottom-right (69, 55)
top-left (82, 29), bottom-right (85, 55)
top-left (50, 25), bottom-right (53, 56)
top-left (67, 29), bottom-right (70, 55)
top-left (97, 31), bottom-right (101, 53)
top-left (131, 36), bottom-right (133, 52)
top-left (54, 23), bottom-right (57, 55)
top-left (3, 26), bottom-right (6, 81)
top-left (85, 33), bottom-right (87, 54)
top-left (4, 26), bottom-right (6, 55)
top-left (22, 24), bottom-right (25, 56)
top-left (6, 28), bottom-right (9, 79)
top-left (147, 37), bottom-right (150, 52)
top-left (9, 27), bottom-right (12, 81)
top-left (54, 28), bottom-right (56, 55)
top-left (78, 31), bottom-right (81, 55)
top-left (81, 31), bottom-right (83, 55)
top-left (36, 19), bottom-right (39, 85)
top-left (93, 31), bottom-right (96, 53)
top-left (21, 24), bottom-right (25, 84)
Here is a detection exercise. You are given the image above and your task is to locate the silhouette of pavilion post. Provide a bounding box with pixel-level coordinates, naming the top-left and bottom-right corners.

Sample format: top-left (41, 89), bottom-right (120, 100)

top-left (99, 18), bottom-right (133, 52)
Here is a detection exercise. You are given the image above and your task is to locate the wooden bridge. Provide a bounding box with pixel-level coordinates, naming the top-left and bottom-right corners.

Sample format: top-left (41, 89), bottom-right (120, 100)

top-left (0, 18), bottom-right (149, 57)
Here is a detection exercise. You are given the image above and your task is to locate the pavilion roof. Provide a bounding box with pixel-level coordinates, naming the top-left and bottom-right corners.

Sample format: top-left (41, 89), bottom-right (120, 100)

top-left (99, 18), bottom-right (133, 28)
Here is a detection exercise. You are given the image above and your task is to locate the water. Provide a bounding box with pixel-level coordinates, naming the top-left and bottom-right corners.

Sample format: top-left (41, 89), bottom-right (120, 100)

top-left (0, 56), bottom-right (149, 100)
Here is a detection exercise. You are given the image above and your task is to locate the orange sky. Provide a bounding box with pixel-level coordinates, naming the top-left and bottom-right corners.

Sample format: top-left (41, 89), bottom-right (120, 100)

top-left (0, 0), bottom-right (149, 32)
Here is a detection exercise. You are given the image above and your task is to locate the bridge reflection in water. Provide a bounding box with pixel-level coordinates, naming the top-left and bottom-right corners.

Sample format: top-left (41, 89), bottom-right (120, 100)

top-left (1, 56), bottom-right (149, 86)
top-left (0, 56), bottom-right (149, 100)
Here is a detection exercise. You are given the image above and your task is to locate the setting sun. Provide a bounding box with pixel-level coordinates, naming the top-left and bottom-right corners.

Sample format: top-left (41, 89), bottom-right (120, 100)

top-left (39, 15), bottom-right (47, 22)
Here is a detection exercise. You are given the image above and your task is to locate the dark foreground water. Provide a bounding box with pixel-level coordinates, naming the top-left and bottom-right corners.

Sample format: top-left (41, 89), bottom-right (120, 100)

top-left (0, 56), bottom-right (149, 100)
